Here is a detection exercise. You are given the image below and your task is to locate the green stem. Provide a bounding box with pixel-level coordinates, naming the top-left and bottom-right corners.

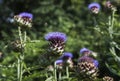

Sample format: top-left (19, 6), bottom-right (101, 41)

top-left (54, 63), bottom-right (57, 81)
top-left (18, 27), bottom-right (23, 45)
top-left (17, 26), bottom-right (25, 81)
top-left (66, 66), bottom-right (69, 80)
top-left (17, 56), bottom-right (20, 81)
top-left (93, 16), bottom-right (98, 27)
top-left (58, 71), bottom-right (61, 81)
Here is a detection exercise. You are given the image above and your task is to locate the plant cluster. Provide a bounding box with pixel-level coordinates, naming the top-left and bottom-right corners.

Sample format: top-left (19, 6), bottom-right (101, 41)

top-left (0, 0), bottom-right (120, 81)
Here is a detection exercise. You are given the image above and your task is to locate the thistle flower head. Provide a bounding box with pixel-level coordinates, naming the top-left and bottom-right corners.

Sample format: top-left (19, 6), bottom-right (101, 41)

top-left (60, 52), bottom-right (73, 59)
top-left (45, 32), bottom-right (67, 54)
top-left (77, 56), bottom-right (99, 79)
top-left (88, 2), bottom-right (101, 14)
top-left (45, 32), bottom-right (67, 42)
top-left (55, 59), bottom-right (63, 65)
top-left (105, 1), bottom-right (116, 11)
top-left (55, 59), bottom-right (63, 70)
top-left (18, 12), bottom-right (33, 19)
top-left (14, 12), bottom-right (33, 28)
top-left (60, 52), bottom-right (74, 68)
top-left (80, 48), bottom-right (92, 54)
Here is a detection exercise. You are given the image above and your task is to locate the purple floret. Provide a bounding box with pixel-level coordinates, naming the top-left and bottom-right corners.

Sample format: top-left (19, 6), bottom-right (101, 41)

top-left (45, 32), bottom-right (67, 42)
top-left (94, 60), bottom-right (99, 67)
top-left (80, 48), bottom-right (91, 54)
top-left (88, 2), bottom-right (101, 10)
top-left (78, 56), bottom-right (94, 63)
top-left (55, 59), bottom-right (63, 64)
top-left (19, 12), bottom-right (33, 19)
top-left (61, 52), bottom-right (73, 59)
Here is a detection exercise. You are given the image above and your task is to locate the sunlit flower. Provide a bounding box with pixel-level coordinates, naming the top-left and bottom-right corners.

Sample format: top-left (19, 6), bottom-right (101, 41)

top-left (80, 48), bottom-right (92, 56)
top-left (60, 52), bottom-right (73, 68)
top-left (77, 56), bottom-right (99, 79)
top-left (88, 2), bottom-right (101, 14)
top-left (14, 12), bottom-right (33, 28)
top-left (55, 59), bottom-right (63, 70)
top-left (45, 32), bottom-right (67, 54)
top-left (45, 32), bottom-right (67, 42)
top-left (60, 52), bottom-right (73, 59)
top-left (18, 12), bottom-right (33, 19)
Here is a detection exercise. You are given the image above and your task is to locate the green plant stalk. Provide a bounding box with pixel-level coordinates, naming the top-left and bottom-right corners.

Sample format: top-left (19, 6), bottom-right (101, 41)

top-left (17, 27), bottom-right (26, 81)
top-left (108, 8), bottom-right (120, 66)
top-left (108, 9), bottom-right (116, 56)
top-left (54, 63), bottom-right (57, 81)
top-left (66, 66), bottom-right (69, 80)
top-left (58, 71), bottom-right (61, 81)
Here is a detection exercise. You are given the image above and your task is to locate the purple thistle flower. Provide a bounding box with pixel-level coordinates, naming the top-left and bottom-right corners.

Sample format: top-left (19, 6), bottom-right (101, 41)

top-left (55, 59), bottom-right (63, 65)
top-left (88, 2), bottom-right (101, 14)
top-left (55, 59), bottom-right (63, 70)
top-left (45, 32), bottom-right (67, 54)
top-left (80, 48), bottom-right (91, 54)
top-left (14, 12), bottom-right (33, 28)
top-left (60, 52), bottom-right (74, 68)
top-left (61, 52), bottom-right (73, 59)
top-left (77, 56), bottom-right (99, 79)
top-left (80, 48), bottom-right (92, 56)
top-left (19, 12), bottom-right (33, 19)
top-left (45, 32), bottom-right (67, 42)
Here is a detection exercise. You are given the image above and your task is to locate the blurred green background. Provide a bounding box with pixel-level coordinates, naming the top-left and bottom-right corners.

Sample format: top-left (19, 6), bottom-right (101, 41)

top-left (0, 0), bottom-right (120, 81)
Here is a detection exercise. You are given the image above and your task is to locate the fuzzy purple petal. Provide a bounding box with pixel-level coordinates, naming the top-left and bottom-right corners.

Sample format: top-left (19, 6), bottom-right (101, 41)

top-left (61, 52), bottom-right (73, 58)
top-left (19, 12), bottom-right (33, 19)
top-left (55, 60), bottom-right (63, 64)
top-left (45, 32), bottom-right (67, 42)
top-left (94, 60), bottom-right (99, 67)
top-left (80, 48), bottom-right (91, 54)
top-left (88, 2), bottom-right (101, 10)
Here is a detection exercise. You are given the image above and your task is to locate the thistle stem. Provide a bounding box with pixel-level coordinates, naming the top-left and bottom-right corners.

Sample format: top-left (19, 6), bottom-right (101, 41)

top-left (54, 63), bottom-right (57, 81)
top-left (58, 71), bottom-right (61, 81)
top-left (17, 26), bottom-right (25, 81)
top-left (66, 66), bottom-right (69, 80)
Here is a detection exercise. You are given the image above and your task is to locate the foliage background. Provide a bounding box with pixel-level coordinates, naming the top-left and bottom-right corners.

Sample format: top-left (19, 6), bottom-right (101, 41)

top-left (0, 0), bottom-right (120, 81)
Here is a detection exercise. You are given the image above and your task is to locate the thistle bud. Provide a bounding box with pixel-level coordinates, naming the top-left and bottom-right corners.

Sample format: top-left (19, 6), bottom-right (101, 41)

top-left (10, 39), bottom-right (25, 52)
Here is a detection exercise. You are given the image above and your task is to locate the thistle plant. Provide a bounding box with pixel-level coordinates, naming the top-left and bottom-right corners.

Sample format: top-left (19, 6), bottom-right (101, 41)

top-left (1, 0), bottom-right (120, 81)
top-left (13, 12), bottom-right (33, 81)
